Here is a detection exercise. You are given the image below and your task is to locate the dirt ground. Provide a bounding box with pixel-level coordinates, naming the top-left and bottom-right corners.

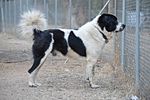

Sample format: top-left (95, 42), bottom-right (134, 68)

top-left (0, 33), bottom-right (132, 100)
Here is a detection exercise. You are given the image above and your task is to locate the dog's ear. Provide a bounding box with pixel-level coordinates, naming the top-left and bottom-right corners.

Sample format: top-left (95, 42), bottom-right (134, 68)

top-left (97, 14), bottom-right (106, 30)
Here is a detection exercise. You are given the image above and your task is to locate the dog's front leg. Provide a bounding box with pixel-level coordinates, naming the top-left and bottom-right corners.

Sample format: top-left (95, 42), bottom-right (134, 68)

top-left (85, 59), bottom-right (99, 88)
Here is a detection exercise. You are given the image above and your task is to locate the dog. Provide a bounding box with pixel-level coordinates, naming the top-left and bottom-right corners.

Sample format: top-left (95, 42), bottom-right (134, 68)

top-left (19, 10), bottom-right (125, 88)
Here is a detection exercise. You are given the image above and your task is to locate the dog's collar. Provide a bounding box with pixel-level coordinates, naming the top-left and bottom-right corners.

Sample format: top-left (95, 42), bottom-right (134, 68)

top-left (94, 25), bottom-right (108, 43)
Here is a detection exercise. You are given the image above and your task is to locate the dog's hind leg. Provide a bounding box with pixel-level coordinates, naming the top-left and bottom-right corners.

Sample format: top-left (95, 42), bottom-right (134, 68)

top-left (28, 57), bottom-right (45, 87)
top-left (28, 47), bottom-right (52, 87)
top-left (86, 59), bottom-right (99, 88)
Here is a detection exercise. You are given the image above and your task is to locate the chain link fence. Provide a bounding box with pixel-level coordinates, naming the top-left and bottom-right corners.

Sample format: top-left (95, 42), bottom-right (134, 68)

top-left (139, 0), bottom-right (150, 99)
top-left (115, 0), bottom-right (150, 99)
top-left (0, 0), bottom-right (108, 34)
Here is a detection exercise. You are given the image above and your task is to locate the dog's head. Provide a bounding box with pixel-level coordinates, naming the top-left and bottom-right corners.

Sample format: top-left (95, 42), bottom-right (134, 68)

top-left (97, 14), bottom-right (125, 32)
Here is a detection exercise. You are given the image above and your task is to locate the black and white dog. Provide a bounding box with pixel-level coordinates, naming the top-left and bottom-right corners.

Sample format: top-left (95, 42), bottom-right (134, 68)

top-left (19, 10), bottom-right (125, 88)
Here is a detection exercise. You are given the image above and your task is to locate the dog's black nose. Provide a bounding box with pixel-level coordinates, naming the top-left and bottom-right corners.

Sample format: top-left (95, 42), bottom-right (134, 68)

top-left (122, 24), bottom-right (126, 29)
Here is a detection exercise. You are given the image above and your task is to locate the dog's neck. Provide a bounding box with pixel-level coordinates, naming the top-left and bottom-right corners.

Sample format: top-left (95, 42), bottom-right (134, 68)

top-left (93, 25), bottom-right (108, 43)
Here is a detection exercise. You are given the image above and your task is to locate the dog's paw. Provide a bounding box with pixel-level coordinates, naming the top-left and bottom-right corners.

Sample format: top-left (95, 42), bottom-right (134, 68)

top-left (29, 82), bottom-right (41, 87)
top-left (35, 82), bottom-right (41, 86)
top-left (90, 84), bottom-right (99, 89)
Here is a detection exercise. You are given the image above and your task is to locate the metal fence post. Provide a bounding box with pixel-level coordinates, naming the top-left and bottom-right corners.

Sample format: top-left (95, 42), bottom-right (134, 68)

top-left (69, 0), bottom-right (72, 28)
top-left (4, 0), bottom-right (7, 33)
top-left (13, 0), bottom-right (16, 33)
top-left (55, 0), bottom-right (58, 27)
top-left (121, 0), bottom-right (126, 67)
top-left (34, 0), bottom-right (37, 9)
top-left (88, 0), bottom-right (91, 21)
top-left (1, 0), bottom-right (5, 33)
top-left (44, 0), bottom-right (48, 21)
top-left (135, 0), bottom-right (140, 91)
top-left (20, 0), bottom-right (22, 13)
top-left (44, 0), bottom-right (46, 13)
top-left (8, 0), bottom-right (11, 31)
top-left (114, 0), bottom-right (116, 16)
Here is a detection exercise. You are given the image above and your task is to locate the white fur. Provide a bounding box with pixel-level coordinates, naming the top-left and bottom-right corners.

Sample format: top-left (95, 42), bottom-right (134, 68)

top-left (18, 10), bottom-right (48, 38)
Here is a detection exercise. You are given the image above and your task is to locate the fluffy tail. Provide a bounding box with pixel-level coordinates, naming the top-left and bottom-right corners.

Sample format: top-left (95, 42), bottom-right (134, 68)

top-left (18, 10), bottom-right (48, 38)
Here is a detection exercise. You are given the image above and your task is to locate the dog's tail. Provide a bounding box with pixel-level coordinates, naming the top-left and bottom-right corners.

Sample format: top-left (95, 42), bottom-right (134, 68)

top-left (18, 10), bottom-right (48, 38)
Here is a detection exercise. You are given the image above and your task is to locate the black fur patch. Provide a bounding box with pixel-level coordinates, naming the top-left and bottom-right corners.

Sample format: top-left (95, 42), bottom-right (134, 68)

top-left (98, 14), bottom-right (118, 32)
top-left (49, 29), bottom-right (68, 55)
top-left (28, 29), bottom-right (52, 73)
top-left (68, 31), bottom-right (86, 57)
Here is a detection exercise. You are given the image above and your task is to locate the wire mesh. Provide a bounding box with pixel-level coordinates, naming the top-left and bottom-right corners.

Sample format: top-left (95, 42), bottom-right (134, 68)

top-left (124, 0), bottom-right (136, 77)
top-left (115, 0), bottom-right (150, 99)
top-left (139, 0), bottom-right (150, 99)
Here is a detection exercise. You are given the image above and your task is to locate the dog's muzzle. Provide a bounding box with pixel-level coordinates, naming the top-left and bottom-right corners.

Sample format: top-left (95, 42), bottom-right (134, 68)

top-left (115, 24), bottom-right (126, 32)
top-left (120, 24), bottom-right (126, 31)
